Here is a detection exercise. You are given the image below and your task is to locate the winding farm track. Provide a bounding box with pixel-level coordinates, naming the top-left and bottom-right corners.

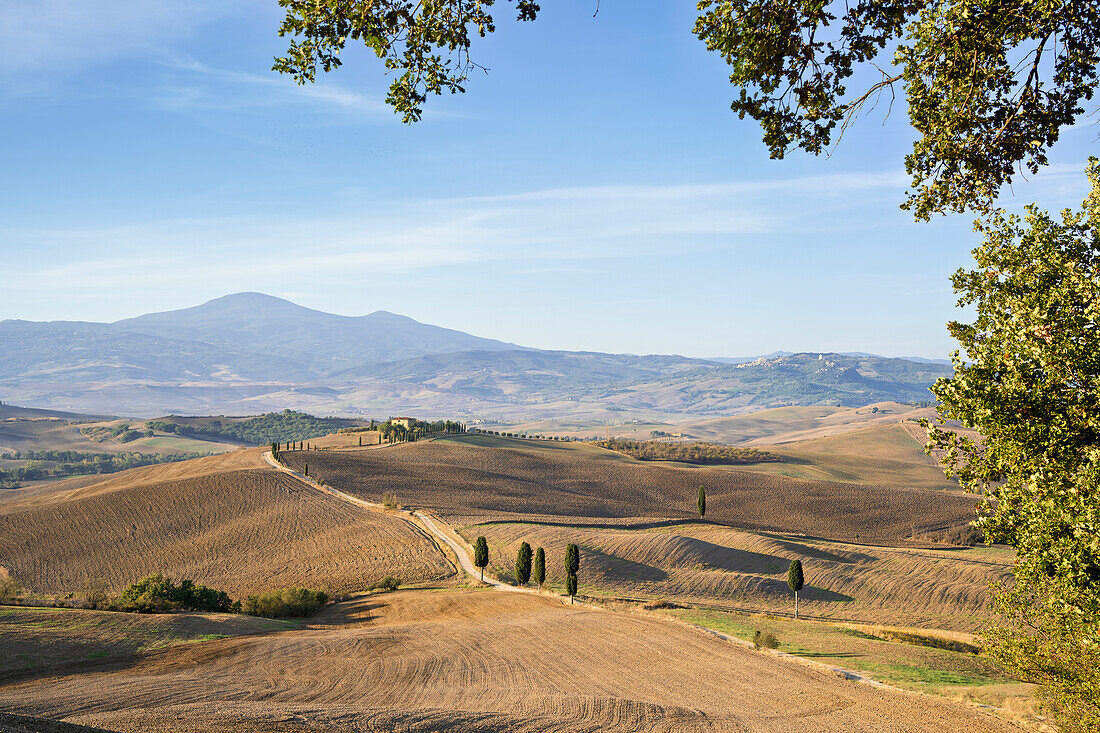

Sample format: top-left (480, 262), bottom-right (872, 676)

top-left (263, 450), bottom-right (534, 592)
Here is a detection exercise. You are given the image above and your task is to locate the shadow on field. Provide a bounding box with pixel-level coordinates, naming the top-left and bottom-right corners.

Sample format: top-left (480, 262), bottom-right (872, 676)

top-left (583, 548), bottom-right (669, 583)
top-left (668, 536), bottom-right (788, 574)
top-left (475, 518), bottom-right (699, 531)
top-left (757, 534), bottom-right (876, 564)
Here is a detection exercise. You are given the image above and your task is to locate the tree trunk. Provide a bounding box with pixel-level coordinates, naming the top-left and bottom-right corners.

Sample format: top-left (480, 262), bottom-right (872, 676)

top-left (795, 590), bottom-right (799, 619)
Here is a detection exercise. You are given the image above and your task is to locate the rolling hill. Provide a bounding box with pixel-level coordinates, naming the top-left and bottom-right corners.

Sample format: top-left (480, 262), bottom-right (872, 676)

top-left (0, 449), bottom-right (453, 597)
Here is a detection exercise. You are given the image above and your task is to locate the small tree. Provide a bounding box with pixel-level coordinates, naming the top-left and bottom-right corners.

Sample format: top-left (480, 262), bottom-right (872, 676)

top-left (697, 485), bottom-right (706, 518)
top-left (532, 547), bottom-right (546, 590)
top-left (515, 542), bottom-right (532, 586)
top-left (271, 441), bottom-right (279, 459)
top-left (303, 462), bottom-right (308, 477)
top-left (474, 536), bottom-right (489, 582)
top-left (787, 559), bottom-right (804, 619)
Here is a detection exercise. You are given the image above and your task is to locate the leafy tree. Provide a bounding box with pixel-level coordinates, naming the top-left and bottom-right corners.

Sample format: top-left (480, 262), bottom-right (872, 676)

top-left (697, 485), bottom-right (706, 518)
top-left (926, 161), bottom-right (1100, 728)
top-left (565, 571), bottom-right (578, 604)
top-left (474, 536), bottom-right (489, 582)
top-left (272, 1), bottom-right (1100, 218)
top-left (515, 541), bottom-right (532, 586)
top-left (787, 559), bottom-right (804, 619)
top-left (533, 547), bottom-right (546, 589)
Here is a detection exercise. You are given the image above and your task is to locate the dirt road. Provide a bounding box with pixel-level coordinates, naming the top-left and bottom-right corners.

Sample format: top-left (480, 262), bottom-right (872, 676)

top-left (264, 450), bottom-right (510, 589)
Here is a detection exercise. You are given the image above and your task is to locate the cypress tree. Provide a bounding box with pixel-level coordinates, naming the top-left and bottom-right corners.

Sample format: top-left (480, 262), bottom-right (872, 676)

top-left (304, 462), bottom-right (308, 476)
top-left (515, 542), bottom-right (532, 585)
top-left (474, 536), bottom-right (489, 582)
top-left (564, 543), bottom-right (580, 604)
top-left (697, 485), bottom-right (706, 518)
top-left (787, 559), bottom-right (805, 619)
top-left (359, 436), bottom-right (362, 446)
top-left (565, 543), bottom-right (579, 576)
top-left (271, 442), bottom-right (279, 459)
top-left (533, 547), bottom-right (546, 589)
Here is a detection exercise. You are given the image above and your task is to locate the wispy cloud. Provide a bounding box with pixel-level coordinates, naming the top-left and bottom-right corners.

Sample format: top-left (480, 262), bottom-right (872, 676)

top-left (153, 56), bottom-right (391, 117)
top-left (0, 1), bottom-right (219, 77)
top-left (3, 164), bottom-right (1090, 310)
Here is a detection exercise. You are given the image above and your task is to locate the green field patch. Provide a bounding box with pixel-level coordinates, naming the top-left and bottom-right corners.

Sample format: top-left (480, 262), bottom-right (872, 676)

top-left (660, 608), bottom-right (1010, 695)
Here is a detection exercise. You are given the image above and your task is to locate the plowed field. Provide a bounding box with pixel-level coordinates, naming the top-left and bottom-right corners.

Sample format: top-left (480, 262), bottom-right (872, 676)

top-left (0, 590), bottom-right (1021, 732)
top-left (0, 450), bottom-right (452, 597)
top-left (469, 521), bottom-right (1012, 629)
top-left (280, 435), bottom-right (979, 544)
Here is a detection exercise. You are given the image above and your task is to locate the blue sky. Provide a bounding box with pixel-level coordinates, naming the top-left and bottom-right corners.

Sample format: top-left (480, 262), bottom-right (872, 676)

top-left (2, 1), bottom-right (1095, 359)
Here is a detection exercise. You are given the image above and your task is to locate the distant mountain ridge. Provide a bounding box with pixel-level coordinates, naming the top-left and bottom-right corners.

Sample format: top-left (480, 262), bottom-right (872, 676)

top-left (0, 293), bottom-right (951, 418)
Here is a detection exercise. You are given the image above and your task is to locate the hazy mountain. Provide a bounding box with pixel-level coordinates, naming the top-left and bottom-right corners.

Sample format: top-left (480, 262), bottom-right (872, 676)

top-left (114, 292), bottom-right (526, 374)
top-left (0, 294), bottom-right (951, 418)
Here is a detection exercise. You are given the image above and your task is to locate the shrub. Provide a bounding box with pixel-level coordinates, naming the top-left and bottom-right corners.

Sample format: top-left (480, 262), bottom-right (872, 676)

top-left (0, 567), bottom-right (22, 603)
top-left (81, 578), bottom-right (109, 610)
top-left (753, 630), bottom-right (779, 650)
top-left (243, 587), bottom-right (329, 618)
top-left (116, 429), bottom-right (141, 443)
top-left (366, 576), bottom-right (401, 592)
top-left (382, 492), bottom-right (399, 509)
top-left (112, 574), bottom-right (237, 614)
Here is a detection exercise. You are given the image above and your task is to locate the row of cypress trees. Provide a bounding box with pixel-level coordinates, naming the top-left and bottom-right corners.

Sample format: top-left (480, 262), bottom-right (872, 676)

top-left (472, 537), bottom-right (580, 603)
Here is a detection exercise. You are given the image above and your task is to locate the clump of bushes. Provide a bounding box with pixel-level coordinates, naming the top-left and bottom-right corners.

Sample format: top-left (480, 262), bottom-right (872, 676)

top-left (640, 599), bottom-right (684, 610)
top-left (382, 492), bottom-right (400, 509)
top-left (243, 587), bottom-right (328, 618)
top-left (753, 630), bottom-right (780, 650)
top-left (594, 438), bottom-right (784, 466)
top-left (112, 574), bottom-right (239, 614)
top-left (365, 576), bottom-right (401, 592)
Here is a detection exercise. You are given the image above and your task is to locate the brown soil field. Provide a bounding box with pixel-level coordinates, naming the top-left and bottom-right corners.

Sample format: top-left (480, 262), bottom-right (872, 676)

top-left (737, 423), bottom-right (957, 490)
top-left (468, 522), bottom-right (1013, 630)
top-left (280, 435), bottom-right (981, 545)
top-left (0, 589), bottom-right (1022, 732)
top-left (0, 606), bottom-right (290, 684)
top-left (0, 450), bottom-right (453, 598)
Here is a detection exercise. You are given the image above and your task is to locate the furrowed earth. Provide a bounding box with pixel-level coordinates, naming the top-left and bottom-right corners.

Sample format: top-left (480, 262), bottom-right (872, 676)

top-left (0, 432), bottom-right (1030, 730)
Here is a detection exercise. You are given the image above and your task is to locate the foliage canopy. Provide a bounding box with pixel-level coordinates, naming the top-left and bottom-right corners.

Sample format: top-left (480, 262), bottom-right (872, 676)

top-left (273, 0), bottom-right (1100, 218)
top-left (927, 160), bottom-right (1100, 727)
